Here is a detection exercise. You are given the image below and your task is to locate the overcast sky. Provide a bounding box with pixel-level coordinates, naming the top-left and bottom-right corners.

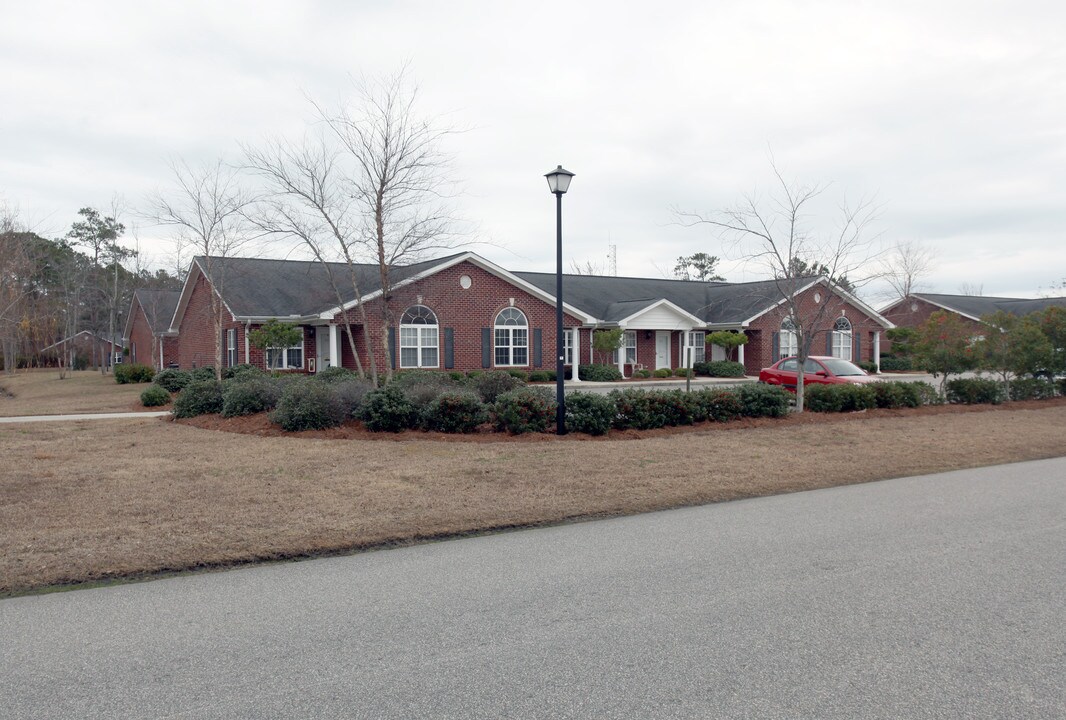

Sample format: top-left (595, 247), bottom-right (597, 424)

top-left (2, 1), bottom-right (1064, 300)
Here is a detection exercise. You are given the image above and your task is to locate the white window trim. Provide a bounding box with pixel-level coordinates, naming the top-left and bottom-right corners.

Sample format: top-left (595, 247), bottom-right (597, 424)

top-left (226, 328), bottom-right (238, 368)
top-left (266, 340), bottom-right (305, 370)
top-left (685, 331), bottom-right (706, 365)
top-left (832, 318), bottom-right (853, 361)
top-left (494, 308), bottom-right (529, 367)
top-left (611, 330), bottom-right (637, 364)
top-left (399, 306), bottom-right (440, 369)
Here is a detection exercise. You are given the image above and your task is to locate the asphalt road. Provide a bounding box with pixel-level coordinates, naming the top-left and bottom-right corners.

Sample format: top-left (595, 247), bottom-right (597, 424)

top-left (2, 459), bottom-right (1064, 719)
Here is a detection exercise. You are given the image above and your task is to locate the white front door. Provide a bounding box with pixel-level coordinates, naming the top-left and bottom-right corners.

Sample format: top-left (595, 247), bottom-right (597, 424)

top-left (316, 326), bottom-right (330, 372)
top-left (655, 331), bottom-right (671, 370)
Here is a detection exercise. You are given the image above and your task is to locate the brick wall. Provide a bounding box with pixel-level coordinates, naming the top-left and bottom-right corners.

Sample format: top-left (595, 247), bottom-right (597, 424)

top-left (126, 298), bottom-right (155, 368)
top-left (880, 296), bottom-right (984, 354)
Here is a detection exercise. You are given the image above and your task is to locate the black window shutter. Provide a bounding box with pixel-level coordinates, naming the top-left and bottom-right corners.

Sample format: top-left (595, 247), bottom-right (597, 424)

top-left (444, 328), bottom-right (455, 369)
top-left (533, 328), bottom-right (542, 368)
top-left (481, 328), bottom-right (491, 368)
top-left (854, 334), bottom-right (861, 362)
top-left (826, 332), bottom-right (833, 356)
top-left (387, 327), bottom-right (396, 370)
top-left (772, 332), bottom-right (780, 362)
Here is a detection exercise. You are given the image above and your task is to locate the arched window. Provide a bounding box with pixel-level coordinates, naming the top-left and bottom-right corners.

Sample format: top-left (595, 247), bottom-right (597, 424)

top-left (494, 308), bottom-right (528, 366)
top-left (780, 317), bottom-right (799, 357)
top-left (399, 305), bottom-right (439, 368)
top-left (832, 316), bottom-right (853, 360)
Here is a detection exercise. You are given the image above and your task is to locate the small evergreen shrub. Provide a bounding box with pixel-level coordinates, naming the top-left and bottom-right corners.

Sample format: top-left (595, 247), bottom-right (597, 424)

top-left (870, 381), bottom-right (922, 409)
top-left (579, 364), bottom-right (623, 382)
top-left (465, 370), bottom-right (483, 379)
top-left (473, 370), bottom-right (523, 403)
top-left (448, 371), bottom-right (467, 383)
top-left (945, 378), bottom-right (1003, 405)
top-left (633, 369), bottom-right (652, 379)
top-left (805, 383), bottom-right (877, 413)
top-left (528, 370), bottom-right (552, 383)
top-left (359, 386), bottom-right (417, 432)
top-left (492, 387), bottom-right (556, 434)
top-left (392, 370), bottom-right (460, 410)
top-left (879, 356), bottom-right (913, 372)
top-left (912, 381), bottom-right (942, 406)
top-left (421, 391), bottom-right (487, 433)
top-left (651, 390), bottom-right (698, 426)
top-left (673, 367), bottom-right (694, 378)
top-left (688, 388), bottom-right (743, 423)
top-left (693, 361), bottom-right (712, 376)
top-left (564, 392), bottom-right (616, 435)
top-left (703, 361), bottom-right (746, 378)
top-left (652, 368), bottom-right (672, 378)
top-left (271, 381), bottom-right (346, 431)
top-left (609, 389), bottom-right (664, 430)
top-left (506, 369), bottom-right (529, 382)
top-left (190, 366), bottom-right (217, 382)
top-left (857, 361), bottom-right (878, 374)
top-left (139, 384), bottom-right (170, 407)
top-left (331, 379), bottom-right (374, 417)
top-left (1008, 377), bottom-right (1057, 401)
top-left (315, 366), bottom-right (360, 384)
top-left (222, 364), bottom-right (261, 381)
top-left (152, 368), bottom-right (191, 392)
top-left (221, 377), bottom-right (282, 417)
top-left (738, 384), bottom-right (791, 418)
top-left (114, 363), bottom-right (155, 384)
top-left (172, 380), bottom-right (223, 418)
top-left (1058, 378), bottom-right (1066, 397)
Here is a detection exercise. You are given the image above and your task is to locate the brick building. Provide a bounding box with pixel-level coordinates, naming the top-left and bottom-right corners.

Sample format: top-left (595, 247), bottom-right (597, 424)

top-left (167, 252), bottom-right (894, 378)
top-left (123, 290), bottom-right (180, 370)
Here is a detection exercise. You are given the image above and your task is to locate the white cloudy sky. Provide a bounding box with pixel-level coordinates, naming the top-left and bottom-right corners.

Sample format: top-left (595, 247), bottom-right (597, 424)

top-left (2, 0), bottom-right (1065, 299)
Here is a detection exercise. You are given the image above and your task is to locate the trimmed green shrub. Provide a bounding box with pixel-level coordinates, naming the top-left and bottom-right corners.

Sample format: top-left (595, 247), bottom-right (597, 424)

top-left (152, 368), bottom-right (191, 393)
top-left (912, 381), bottom-right (942, 406)
top-left (1058, 378), bottom-right (1066, 397)
top-left (391, 369), bottom-right (461, 410)
top-left (565, 392), bottom-right (616, 435)
top-left (579, 364), bottom-right (623, 382)
top-left (492, 387), bottom-right (556, 434)
top-left (465, 370), bottom-right (483, 379)
top-left (633, 369), bottom-right (652, 378)
top-left (272, 381), bottom-right (346, 431)
top-left (331, 379), bottom-right (374, 417)
top-left (448, 371), bottom-right (466, 383)
top-left (738, 384), bottom-right (791, 418)
top-left (673, 367), bottom-right (694, 378)
top-left (421, 391), bottom-right (487, 433)
top-left (472, 370), bottom-right (523, 403)
top-left (506, 369), bottom-right (529, 382)
top-left (879, 356), bottom-right (913, 372)
top-left (650, 390), bottom-right (698, 426)
top-left (222, 364), bottom-right (261, 381)
top-left (114, 363), bottom-right (155, 384)
top-left (528, 370), bottom-right (552, 383)
top-left (172, 380), bottom-right (223, 418)
top-left (359, 386), bottom-right (417, 432)
top-left (870, 381), bottom-right (922, 409)
top-left (652, 368), bottom-right (673, 378)
top-left (945, 378), bottom-right (1003, 405)
top-left (1008, 377), bottom-right (1057, 401)
top-left (692, 388), bottom-right (744, 423)
top-left (190, 366), bottom-right (217, 382)
top-left (805, 383), bottom-right (877, 413)
top-left (139, 384), bottom-right (170, 407)
top-left (857, 361), bottom-right (878, 374)
top-left (221, 377), bottom-right (282, 417)
top-left (703, 360), bottom-right (746, 378)
top-left (315, 366), bottom-right (360, 384)
top-left (693, 361), bottom-right (712, 376)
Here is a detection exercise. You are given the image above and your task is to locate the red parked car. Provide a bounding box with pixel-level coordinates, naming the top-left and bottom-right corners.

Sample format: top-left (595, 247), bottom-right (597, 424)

top-left (759, 356), bottom-right (877, 392)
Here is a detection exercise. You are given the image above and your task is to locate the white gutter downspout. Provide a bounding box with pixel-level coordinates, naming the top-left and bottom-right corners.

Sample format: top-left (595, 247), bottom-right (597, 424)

top-left (244, 322), bottom-right (251, 365)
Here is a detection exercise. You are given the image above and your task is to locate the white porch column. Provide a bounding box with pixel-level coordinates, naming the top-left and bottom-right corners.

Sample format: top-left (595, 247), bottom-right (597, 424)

top-left (330, 324), bottom-right (340, 369)
top-left (737, 338), bottom-right (745, 368)
top-left (570, 328), bottom-right (581, 382)
top-left (244, 322), bottom-right (250, 364)
top-left (616, 327), bottom-right (625, 376)
top-left (873, 331), bottom-right (881, 373)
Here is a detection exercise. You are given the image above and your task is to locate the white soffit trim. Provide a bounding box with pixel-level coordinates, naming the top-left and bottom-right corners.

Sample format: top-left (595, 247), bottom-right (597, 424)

top-left (615, 298), bottom-right (704, 328)
top-left (910, 295), bottom-right (983, 323)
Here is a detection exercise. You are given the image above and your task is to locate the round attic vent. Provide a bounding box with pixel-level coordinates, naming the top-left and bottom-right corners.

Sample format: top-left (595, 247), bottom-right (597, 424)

top-left (459, 275), bottom-right (472, 289)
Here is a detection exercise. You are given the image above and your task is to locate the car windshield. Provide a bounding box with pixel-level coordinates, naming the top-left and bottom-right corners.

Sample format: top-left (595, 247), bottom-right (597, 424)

top-left (819, 358), bottom-right (866, 376)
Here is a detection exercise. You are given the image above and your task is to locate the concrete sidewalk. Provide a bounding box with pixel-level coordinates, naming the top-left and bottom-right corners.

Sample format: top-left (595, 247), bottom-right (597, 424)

top-left (0, 411), bottom-right (170, 424)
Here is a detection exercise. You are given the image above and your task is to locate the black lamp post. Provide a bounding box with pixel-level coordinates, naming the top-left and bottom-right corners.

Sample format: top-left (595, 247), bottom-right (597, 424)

top-left (545, 165), bottom-right (574, 436)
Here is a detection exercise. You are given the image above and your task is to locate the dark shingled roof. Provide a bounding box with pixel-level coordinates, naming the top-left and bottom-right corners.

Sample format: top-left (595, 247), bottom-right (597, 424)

top-left (195, 253), bottom-right (467, 318)
top-left (914, 293), bottom-right (1066, 320)
top-left (514, 272), bottom-right (819, 324)
top-left (134, 290), bottom-right (181, 334)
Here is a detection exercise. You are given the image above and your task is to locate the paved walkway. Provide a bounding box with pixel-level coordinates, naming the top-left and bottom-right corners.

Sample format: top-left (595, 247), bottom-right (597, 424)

top-left (0, 411), bottom-right (170, 424)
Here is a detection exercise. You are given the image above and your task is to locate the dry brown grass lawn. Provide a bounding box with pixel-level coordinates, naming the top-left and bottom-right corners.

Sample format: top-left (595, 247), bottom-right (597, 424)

top-left (2, 402), bottom-right (1066, 596)
top-left (0, 369), bottom-right (147, 416)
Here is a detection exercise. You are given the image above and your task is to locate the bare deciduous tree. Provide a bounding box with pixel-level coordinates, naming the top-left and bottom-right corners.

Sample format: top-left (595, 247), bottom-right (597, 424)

top-left (957, 281), bottom-right (984, 296)
top-left (879, 239), bottom-right (937, 300)
top-left (145, 158), bottom-right (258, 381)
top-left (569, 258), bottom-right (609, 276)
top-left (244, 135), bottom-right (376, 382)
top-left (0, 205), bottom-right (31, 374)
top-left (677, 165), bottom-right (881, 411)
top-left (317, 70), bottom-right (464, 383)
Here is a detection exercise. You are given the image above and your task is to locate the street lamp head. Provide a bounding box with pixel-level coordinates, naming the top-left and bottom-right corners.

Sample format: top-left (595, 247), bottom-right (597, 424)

top-left (545, 165), bottom-right (575, 195)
